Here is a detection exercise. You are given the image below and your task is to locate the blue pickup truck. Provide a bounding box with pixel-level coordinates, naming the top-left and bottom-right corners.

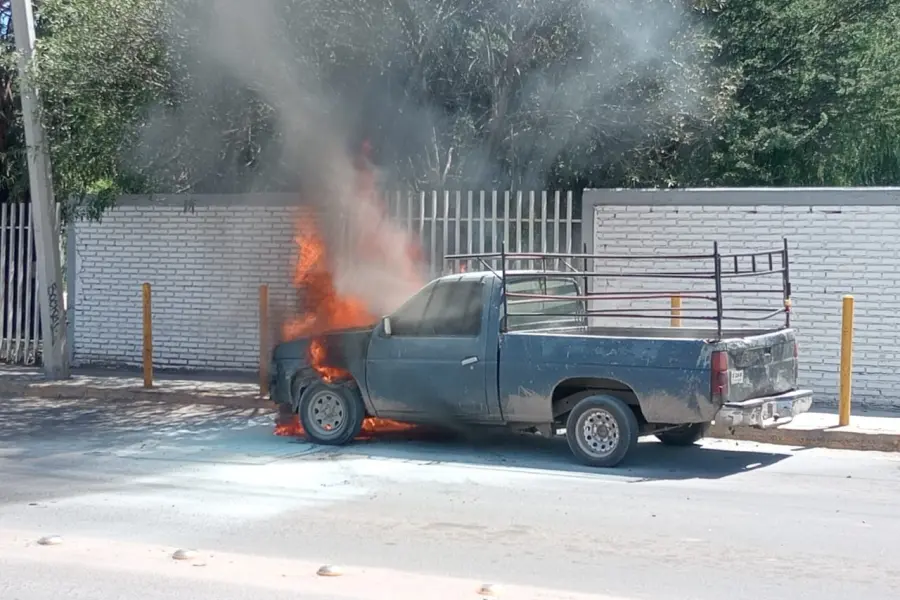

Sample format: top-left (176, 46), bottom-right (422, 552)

top-left (270, 246), bottom-right (812, 467)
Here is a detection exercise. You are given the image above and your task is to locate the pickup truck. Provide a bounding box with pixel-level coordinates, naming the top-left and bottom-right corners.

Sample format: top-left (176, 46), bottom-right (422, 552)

top-left (270, 249), bottom-right (813, 467)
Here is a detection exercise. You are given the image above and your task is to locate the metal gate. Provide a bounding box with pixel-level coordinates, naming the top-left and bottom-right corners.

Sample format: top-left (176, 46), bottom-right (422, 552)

top-left (0, 200), bottom-right (40, 365)
top-left (384, 190), bottom-right (581, 276)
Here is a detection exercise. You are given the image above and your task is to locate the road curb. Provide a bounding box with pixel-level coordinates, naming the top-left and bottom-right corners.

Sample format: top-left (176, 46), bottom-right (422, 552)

top-left (708, 423), bottom-right (900, 453)
top-left (0, 379), bottom-right (274, 411)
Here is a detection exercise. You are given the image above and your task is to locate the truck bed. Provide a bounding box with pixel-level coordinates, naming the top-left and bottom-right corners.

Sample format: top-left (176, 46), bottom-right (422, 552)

top-left (499, 327), bottom-right (798, 425)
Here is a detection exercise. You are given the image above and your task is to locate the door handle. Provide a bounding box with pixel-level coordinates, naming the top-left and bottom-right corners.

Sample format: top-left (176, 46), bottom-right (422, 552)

top-left (461, 356), bottom-right (478, 366)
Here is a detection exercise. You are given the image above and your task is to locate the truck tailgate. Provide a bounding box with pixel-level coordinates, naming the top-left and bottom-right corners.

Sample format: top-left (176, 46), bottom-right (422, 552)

top-left (720, 329), bottom-right (798, 404)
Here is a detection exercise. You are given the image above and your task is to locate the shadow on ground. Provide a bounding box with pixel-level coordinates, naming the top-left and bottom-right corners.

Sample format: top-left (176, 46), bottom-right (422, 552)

top-left (0, 397), bottom-right (791, 485)
top-left (284, 425), bottom-right (791, 482)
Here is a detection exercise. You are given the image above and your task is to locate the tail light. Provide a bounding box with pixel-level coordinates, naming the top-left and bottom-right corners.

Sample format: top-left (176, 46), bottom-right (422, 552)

top-left (711, 350), bottom-right (729, 400)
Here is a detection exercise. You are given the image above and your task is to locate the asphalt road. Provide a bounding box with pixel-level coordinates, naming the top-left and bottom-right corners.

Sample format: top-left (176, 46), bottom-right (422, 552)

top-left (1, 396), bottom-right (899, 600)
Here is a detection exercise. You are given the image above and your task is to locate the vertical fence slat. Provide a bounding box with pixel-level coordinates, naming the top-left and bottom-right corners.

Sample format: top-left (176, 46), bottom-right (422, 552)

top-left (418, 190), bottom-right (426, 239)
top-left (515, 191), bottom-right (523, 269)
top-left (553, 191), bottom-right (561, 270)
top-left (430, 191), bottom-right (438, 277)
top-left (406, 190), bottom-right (413, 234)
top-left (565, 190), bottom-right (573, 255)
top-left (14, 201), bottom-right (27, 362)
top-left (540, 191), bottom-right (548, 272)
top-left (528, 190), bottom-right (536, 268)
top-left (503, 192), bottom-right (510, 271)
top-left (3, 205), bottom-right (16, 361)
top-left (442, 191), bottom-right (450, 274)
top-left (467, 191), bottom-right (474, 270)
top-left (454, 190), bottom-right (461, 260)
top-left (491, 191), bottom-right (498, 270)
top-left (478, 191), bottom-right (486, 256)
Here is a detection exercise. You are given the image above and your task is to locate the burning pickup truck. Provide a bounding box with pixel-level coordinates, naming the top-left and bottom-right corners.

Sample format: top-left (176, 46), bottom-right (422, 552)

top-left (269, 243), bottom-right (812, 467)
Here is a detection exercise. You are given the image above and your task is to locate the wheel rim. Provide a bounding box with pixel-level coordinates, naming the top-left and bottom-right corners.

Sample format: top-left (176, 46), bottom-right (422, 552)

top-left (575, 408), bottom-right (621, 459)
top-left (305, 389), bottom-right (347, 439)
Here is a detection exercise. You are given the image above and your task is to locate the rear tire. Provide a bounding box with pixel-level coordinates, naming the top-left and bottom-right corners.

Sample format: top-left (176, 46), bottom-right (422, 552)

top-left (565, 394), bottom-right (638, 468)
top-left (655, 422), bottom-right (709, 446)
top-left (298, 380), bottom-right (365, 446)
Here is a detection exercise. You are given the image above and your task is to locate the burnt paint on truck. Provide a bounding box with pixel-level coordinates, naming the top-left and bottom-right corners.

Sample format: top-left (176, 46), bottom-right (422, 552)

top-left (271, 327), bottom-right (377, 413)
top-left (271, 271), bottom-right (801, 428)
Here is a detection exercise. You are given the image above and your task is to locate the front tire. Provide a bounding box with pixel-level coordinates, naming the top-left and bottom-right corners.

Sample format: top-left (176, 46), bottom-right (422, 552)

top-left (565, 394), bottom-right (638, 468)
top-left (298, 380), bottom-right (365, 445)
top-left (655, 423), bottom-right (709, 446)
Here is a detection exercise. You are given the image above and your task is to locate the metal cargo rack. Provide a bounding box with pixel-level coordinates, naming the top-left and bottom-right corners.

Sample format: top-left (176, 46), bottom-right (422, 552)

top-left (444, 239), bottom-right (793, 338)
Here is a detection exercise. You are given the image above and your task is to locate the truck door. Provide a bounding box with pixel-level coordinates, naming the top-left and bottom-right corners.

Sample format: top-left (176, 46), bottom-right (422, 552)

top-left (366, 277), bottom-right (498, 421)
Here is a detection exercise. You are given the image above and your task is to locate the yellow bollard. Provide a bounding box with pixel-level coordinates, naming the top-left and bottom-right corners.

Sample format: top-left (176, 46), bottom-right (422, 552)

top-left (838, 295), bottom-right (854, 426)
top-left (259, 284), bottom-right (270, 396)
top-left (670, 295), bottom-right (682, 328)
top-left (142, 282), bottom-right (153, 388)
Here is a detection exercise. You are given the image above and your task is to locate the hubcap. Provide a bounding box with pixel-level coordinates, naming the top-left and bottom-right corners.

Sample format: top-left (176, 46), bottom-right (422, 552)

top-left (306, 390), bottom-right (346, 438)
top-left (575, 408), bottom-right (621, 458)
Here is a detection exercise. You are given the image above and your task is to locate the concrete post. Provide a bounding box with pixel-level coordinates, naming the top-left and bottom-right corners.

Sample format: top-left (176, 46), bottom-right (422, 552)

top-left (10, 0), bottom-right (69, 378)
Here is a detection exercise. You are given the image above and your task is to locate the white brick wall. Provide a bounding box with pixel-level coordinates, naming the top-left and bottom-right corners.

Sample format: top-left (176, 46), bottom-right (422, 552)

top-left (70, 192), bottom-right (581, 373)
top-left (73, 203), bottom-right (299, 371)
top-left (593, 203), bottom-right (900, 408)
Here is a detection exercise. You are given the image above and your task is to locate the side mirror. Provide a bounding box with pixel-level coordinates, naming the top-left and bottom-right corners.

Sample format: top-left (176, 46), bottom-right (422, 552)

top-left (382, 316), bottom-right (392, 336)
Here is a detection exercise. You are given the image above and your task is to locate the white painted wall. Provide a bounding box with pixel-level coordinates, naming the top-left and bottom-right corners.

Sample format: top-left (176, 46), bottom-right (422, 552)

top-left (591, 200), bottom-right (900, 408)
top-left (73, 189), bottom-right (900, 409)
top-left (70, 192), bottom-right (582, 372)
top-left (72, 202), bottom-right (297, 370)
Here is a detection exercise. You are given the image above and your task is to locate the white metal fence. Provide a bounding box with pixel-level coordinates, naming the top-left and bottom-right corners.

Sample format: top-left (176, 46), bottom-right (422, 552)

top-left (383, 190), bottom-right (581, 276)
top-left (1, 200), bottom-right (39, 365)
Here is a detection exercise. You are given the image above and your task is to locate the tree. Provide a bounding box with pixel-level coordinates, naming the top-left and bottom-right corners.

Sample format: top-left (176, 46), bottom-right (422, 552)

top-left (677, 0), bottom-right (900, 186)
top-left (0, 0), bottom-right (28, 204)
top-left (0, 0), bottom-right (898, 217)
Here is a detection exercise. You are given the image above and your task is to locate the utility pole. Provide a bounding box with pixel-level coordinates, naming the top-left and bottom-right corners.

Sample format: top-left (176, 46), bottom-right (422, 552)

top-left (10, 0), bottom-right (69, 379)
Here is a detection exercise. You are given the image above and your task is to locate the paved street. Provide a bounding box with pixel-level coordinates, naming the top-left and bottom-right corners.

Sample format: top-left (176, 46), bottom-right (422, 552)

top-left (2, 396), bottom-right (899, 599)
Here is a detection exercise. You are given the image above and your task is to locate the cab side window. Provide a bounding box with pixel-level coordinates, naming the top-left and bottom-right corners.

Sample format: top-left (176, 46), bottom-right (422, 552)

top-left (391, 278), bottom-right (485, 337)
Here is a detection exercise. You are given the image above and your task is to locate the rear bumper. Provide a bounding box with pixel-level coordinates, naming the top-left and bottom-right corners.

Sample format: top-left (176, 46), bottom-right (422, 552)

top-left (714, 389), bottom-right (813, 429)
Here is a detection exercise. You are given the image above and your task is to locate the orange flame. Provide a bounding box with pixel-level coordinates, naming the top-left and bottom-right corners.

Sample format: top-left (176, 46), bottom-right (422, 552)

top-left (276, 142), bottom-right (422, 439)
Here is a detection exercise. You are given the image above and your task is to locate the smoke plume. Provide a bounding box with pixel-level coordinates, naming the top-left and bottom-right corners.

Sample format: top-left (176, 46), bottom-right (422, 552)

top-left (135, 0), bottom-right (711, 316)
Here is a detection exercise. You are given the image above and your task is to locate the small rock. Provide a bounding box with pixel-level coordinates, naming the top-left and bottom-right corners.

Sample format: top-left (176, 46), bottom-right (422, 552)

top-left (38, 535), bottom-right (63, 546)
top-left (478, 583), bottom-right (499, 596)
top-left (317, 564), bottom-right (343, 577)
top-left (172, 549), bottom-right (198, 561)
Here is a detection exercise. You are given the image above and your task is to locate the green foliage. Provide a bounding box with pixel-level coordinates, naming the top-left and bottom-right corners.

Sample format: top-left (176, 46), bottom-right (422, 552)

top-left (0, 0), bottom-right (897, 217)
top-left (31, 0), bottom-right (171, 216)
top-left (680, 0), bottom-right (900, 185)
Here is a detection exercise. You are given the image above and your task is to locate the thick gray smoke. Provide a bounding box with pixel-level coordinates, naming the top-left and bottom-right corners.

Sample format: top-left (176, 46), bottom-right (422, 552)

top-left (137, 0), bottom-right (709, 318)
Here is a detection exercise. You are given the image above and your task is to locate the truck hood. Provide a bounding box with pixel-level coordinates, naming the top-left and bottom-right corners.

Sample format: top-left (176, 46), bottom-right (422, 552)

top-left (272, 326), bottom-right (376, 361)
